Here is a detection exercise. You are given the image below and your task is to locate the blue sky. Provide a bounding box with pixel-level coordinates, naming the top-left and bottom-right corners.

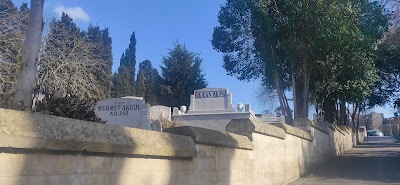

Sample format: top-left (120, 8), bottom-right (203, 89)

top-left (12, 0), bottom-right (267, 113)
top-left (11, 0), bottom-right (396, 117)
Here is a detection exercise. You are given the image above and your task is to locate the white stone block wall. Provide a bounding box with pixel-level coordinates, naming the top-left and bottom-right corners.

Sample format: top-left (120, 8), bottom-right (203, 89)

top-left (0, 108), bottom-right (356, 185)
top-left (0, 129), bottom-right (354, 185)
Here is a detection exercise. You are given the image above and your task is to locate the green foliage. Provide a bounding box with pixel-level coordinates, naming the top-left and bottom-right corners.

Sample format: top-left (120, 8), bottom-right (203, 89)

top-left (137, 60), bottom-right (161, 105)
top-left (135, 69), bottom-right (145, 98)
top-left (212, 0), bottom-right (390, 119)
top-left (160, 43), bottom-right (207, 107)
top-left (34, 94), bottom-right (103, 122)
top-left (111, 32), bottom-right (137, 97)
top-left (83, 25), bottom-right (113, 97)
top-left (371, 27), bottom-right (400, 108)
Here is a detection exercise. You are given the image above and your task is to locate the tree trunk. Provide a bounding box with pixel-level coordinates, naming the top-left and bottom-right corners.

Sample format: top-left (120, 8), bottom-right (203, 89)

top-left (13, 0), bottom-right (44, 110)
top-left (349, 103), bottom-right (359, 127)
top-left (323, 95), bottom-right (337, 124)
top-left (291, 61), bottom-right (298, 117)
top-left (292, 59), bottom-right (310, 119)
top-left (282, 91), bottom-right (294, 124)
top-left (270, 46), bottom-right (293, 124)
top-left (273, 70), bottom-right (293, 124)
top-left (293, 80), bottom-right (309, 118)
top-left (339, 101), bottom-right (346, 126)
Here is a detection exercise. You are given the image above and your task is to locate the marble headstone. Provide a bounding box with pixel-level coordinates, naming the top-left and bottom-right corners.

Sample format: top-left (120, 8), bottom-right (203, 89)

top-left (188, 88), bottom-right (233, 113)
top-left (150, 105), bottom-right (171, 121)
top-left (95, 97), bottom-right (150, 129)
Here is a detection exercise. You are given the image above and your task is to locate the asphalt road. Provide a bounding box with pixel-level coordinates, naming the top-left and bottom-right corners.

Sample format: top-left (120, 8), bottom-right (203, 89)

top-left (290, 136), bottom-right (400, 185)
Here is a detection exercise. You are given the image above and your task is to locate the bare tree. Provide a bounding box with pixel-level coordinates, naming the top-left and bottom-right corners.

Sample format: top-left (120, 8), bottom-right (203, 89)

top-left (12, 0), bottom-right (44, 110)
top-left (36, 19), bottom-right (108, 101)
top-left (0, 2), bottom-right (29, 108)
top-left (384, 0), bottom-right (400, 28)
top-left (256, 85), bottom-right (279, 114)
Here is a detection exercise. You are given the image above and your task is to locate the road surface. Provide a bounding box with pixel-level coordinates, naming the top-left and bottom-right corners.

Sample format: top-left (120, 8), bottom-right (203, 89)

top-left (290, 136), bottom-right (400, 185)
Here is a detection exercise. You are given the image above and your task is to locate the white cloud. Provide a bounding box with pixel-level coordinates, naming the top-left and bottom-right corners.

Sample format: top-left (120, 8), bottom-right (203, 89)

top-left (54, 5), bottom-right (90, 23)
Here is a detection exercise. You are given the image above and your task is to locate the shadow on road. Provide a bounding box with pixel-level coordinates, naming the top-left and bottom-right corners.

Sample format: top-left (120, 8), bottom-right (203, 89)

top-left (290, 136), bottom-right (400, 185)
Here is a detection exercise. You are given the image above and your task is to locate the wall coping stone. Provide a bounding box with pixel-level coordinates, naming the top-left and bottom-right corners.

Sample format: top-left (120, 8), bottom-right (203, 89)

top-left (328, 124), bottom-right (335, 131)
top-left (339, 126), bottom-right (351, 134)
top-left (163, 126), bottom-right (253, 150)
top-left (226, 119), bottom-right (286, 140)
top-left (314, 121), bottom-right (331, 134)
top-left (0, 108), bottom-right (197, 158)
top-left (330, 124), bottom-right (346, 136)
top-left (270, 123), bottom-right (313, 141)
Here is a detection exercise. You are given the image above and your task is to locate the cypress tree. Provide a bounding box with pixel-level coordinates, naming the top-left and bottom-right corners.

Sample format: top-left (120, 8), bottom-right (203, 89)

top-left (111, 32), bottom-right (137, 97)
top-left (135, 70), bottom-right (145, 98)
top-left (137, 60), bottom-right (161, 105)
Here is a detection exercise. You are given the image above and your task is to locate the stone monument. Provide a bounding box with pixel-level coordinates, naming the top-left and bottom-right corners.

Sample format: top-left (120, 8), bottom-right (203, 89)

top-left (188, 88), bottom-right (233, 113)
top-left (95, 97), bottom-right (150, 130)
top-left (172, 88), bottom-right (256, 131)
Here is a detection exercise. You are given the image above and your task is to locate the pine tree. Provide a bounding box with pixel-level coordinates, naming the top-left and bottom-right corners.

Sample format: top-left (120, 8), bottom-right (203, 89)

top-left (111, 32), bottom-right (136, 97)
top-left (160, 43), bottom-right (207, 107)
top-left (136, 60), bottom-right (161, 105)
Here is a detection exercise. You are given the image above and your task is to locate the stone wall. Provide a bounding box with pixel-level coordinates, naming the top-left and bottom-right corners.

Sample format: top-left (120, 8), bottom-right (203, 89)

top-left (0, 108), bottom-right (357, 185)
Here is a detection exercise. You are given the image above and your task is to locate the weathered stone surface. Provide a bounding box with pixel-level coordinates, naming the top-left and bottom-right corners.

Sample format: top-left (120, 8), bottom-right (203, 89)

top-left (0, 109), bottom-right (357, 185)
top-left (172, 112), bottom-right (257, 132)
top-left (293, 118), bottom-right (313, 132)
top-left (339, 126), bottom-right (351, 134)
top-left (163, 126), bottom-right (253, 150)
top-left (313, 121), bottom-right (330, 134)
top-left (226, 119), bottom-right (286, 140)
top-left (0, 108), bottom-right (197, 157)
top-left (271, 123), bottom-right (313, 141)
top-left (188, 88), bottom-right (234, 113)
top-left (95, 97), bottom-right (151, 129)
top-left (331, 124), bottom-right (346, 136)
top-left (150, 105), bottom-right (171, 121)
top-left (328, 124), bottom-right (335, 131)
top-left (255, 114), bottom-right (286, 124)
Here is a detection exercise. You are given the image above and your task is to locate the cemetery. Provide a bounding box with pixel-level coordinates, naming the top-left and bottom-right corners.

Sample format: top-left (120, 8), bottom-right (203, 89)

top-left (2, 0), bottom-right (399, 184)
top-left (94, 88), bottom-right (275, 132)
top-left (171, 88), bottom-right (258, 131)
top-left (0, 87), bottom-right (366, 184)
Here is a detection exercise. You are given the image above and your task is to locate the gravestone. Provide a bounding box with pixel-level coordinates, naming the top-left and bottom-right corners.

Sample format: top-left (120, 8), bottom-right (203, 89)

top-left (95, 97), bottom-right (150, 129)
top-left (173, 107), bottom-right (180, 115)
top-left (150, 105), bottom-right (171, 121)
top-left (188, 88), bottom-right (233, 113)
